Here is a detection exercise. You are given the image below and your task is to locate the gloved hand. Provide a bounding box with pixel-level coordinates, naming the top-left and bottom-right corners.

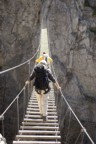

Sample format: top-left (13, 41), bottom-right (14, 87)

top-left (55, 82), bottom-right (61, 90)
top-left (57, 86), bottom-right (61, 90)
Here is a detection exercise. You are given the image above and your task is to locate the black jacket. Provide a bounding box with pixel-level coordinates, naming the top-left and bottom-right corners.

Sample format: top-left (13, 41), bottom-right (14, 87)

top-left (30, 64), bottom-right (56, 83)
top-left (29, 64), bottom-right (56, 94)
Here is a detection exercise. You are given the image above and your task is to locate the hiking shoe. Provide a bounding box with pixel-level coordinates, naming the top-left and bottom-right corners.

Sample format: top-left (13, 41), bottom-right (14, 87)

top-left (42, 116), bottom-right (47, 122)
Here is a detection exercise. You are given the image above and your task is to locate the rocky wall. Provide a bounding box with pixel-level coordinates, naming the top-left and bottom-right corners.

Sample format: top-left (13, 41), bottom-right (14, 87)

top-left (46, 0), bottom-right (96, 143)
top-left (0, 0), bottom-right (42, 143)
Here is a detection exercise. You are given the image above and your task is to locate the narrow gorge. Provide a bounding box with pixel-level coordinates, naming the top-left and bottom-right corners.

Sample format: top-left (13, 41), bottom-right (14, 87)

top-left (0, 0), bottom-right (96, 144)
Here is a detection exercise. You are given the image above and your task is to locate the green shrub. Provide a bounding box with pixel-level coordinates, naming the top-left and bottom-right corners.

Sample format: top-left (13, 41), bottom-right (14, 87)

top-left (84, 0), bottom-right (96, 17)
top-left (84, 0), bottom-right (90, 7)
top-left (93, 9), bottom-right (96, 16)
top-left (90, 27), bottom-right (96, 34)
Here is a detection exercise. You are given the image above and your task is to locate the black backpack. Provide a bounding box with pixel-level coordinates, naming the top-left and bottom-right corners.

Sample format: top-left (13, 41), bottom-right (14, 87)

top-left (34, 64), bottom-right (50, 94)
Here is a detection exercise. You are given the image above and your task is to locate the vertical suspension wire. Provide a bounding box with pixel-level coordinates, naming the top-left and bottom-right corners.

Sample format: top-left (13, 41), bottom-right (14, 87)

top-left (27, 60), bottom-right (32, 119)
top-left (58, 94), bottom-right (68, 137)
top-left (55, 88), bottom-right (62, 142)
top-left (65, 110), bottom-right (72, 144)
top-left (2, 116), bottom-right (4, 137)
top-left (81, 130), bottom-right (84, 144)
top-left (55, 111), bottom-right (60, 142)
top-left (16, 96), bottom-right (19, 132)
top-left (27, 82), bottom-right (30, 102)
top-left (28, 60), bottom-right (31, 98)
top-left (51, 86), bottom-right (58, 142)
top-left (62, 108), bottom-right (69, 127)
top-left (28, 60), bottom-right (32, 100)
top-left (30, 81), bottom-right (32, 98)
top-left (20, 86), bottom-right (26, 135)
top-left (74, 129), bottom-right (84, 144)
top-left (28, 60), bottom-right (31, 76)
top-left (23, 86), bottom-right (26, 118)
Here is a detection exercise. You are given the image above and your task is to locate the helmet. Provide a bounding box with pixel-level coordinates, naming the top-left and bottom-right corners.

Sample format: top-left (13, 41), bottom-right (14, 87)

top-left (39, 60), bottom-right (47, 66)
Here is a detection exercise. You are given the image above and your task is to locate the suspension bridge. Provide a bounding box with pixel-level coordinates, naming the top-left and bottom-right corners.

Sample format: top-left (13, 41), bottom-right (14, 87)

top-left (0, 27), bottom-right (95, 144)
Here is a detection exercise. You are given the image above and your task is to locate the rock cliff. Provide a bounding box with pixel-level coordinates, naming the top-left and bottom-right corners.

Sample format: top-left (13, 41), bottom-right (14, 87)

top-left (0, 0), bottom-right (42, 143)
top-left (45, 0), bottom-right (96, 143)
top-left (0, 0), bottom-right (96, 143)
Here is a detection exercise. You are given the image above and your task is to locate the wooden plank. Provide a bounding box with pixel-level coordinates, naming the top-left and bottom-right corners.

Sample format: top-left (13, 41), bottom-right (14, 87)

top-left (13, 141), bottom-right (61, 144)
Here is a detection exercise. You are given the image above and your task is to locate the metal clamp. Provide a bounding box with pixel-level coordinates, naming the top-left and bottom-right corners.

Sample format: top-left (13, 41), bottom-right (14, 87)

top-left (0, 115), bottom-right (4, 120)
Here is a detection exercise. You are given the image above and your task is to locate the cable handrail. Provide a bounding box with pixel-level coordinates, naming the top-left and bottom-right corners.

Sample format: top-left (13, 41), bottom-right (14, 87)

top-left (0, 61), bottom-right (36, 138)
top-left (60, 89), bottom-right (95, 144)
top-left (51, 64), bottom-right (95, 144)
top-left (0, 45), bottom-right (40, 75)
top-left (0, 85), bottom-right (25, 118)
top-left (0, 61), bottom-right (36, 119)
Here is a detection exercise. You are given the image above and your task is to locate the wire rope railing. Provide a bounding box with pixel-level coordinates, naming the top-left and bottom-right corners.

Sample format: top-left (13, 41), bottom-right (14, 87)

top-left (0, 86), bottom-right (25, 118)
top-left (0, 82), bottom-right (32, 138)
top-left (51, 63), bottom-right (95, 144)
top-left (0, 44), bottom-right (39, 142)
top-left (0, 45), bottom-right (40, 75)
top-left (0, 85), bottom-right (25, 136)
